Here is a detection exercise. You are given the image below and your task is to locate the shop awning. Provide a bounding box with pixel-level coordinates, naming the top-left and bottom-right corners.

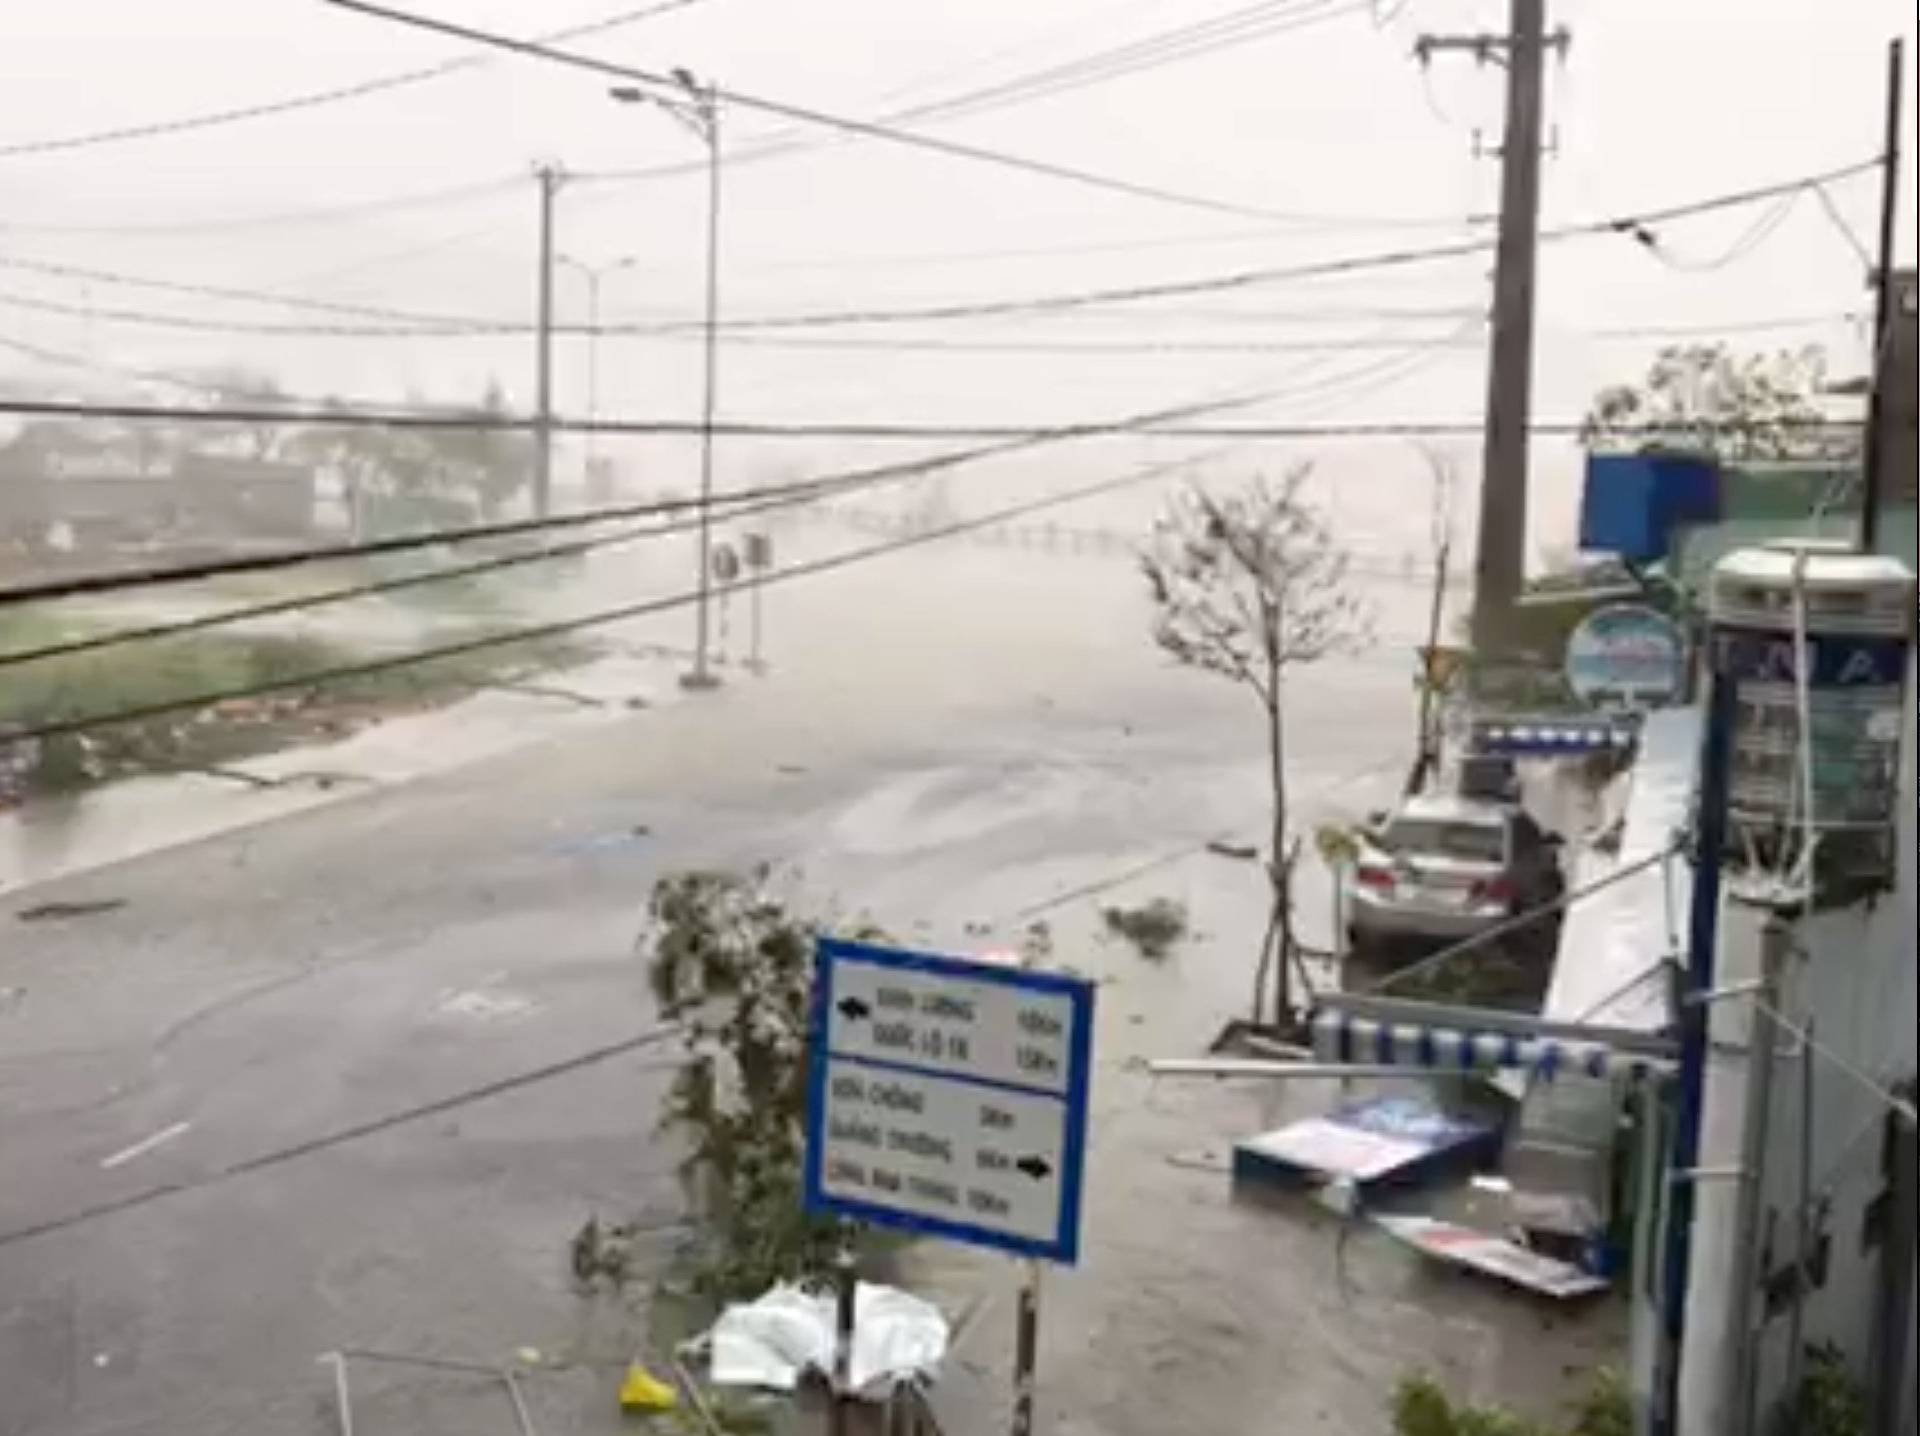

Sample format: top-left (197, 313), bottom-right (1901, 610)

top-left (1310, 996), bottom-right (1676, 1084)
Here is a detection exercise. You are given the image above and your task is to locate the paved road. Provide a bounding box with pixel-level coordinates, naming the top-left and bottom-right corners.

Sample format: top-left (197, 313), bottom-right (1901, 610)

top-left (0, 535), bottom-right (1607, 1435)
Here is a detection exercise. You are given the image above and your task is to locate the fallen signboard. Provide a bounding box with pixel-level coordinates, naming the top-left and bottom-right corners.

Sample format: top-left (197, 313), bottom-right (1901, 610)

top-left (1231, 1095), bottom-right (1500, 1195)
top-left (803, 938), bottom-right (1095, 1264)
top-left (1373, 1213), bottom-right (1609, 1299)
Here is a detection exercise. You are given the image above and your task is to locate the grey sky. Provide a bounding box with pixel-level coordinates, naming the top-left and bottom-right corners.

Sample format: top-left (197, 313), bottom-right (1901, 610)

top-left (2, 0), bottom-right (1914, 559)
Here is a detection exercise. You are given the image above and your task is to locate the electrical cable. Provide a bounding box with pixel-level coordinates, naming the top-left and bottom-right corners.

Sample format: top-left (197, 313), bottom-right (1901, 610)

top-left (0, 287), bottom-right (490, 338)
top-left (0, 255), bottom-right (521, 330)
top-left (0, 161), bottom-right (1872, 344)
top-left (0, 174), bottom-right (526, 240)
top-left (1362, 842), bottom-right (1683, 996)
top-left (2, 391), bottom-right (1244, 668)
top-left (0, 1026), bottom-right (686, 1251)
top-left (2, 446), bottom-right (1244, 746)
top-left (310, 0), bottom-right (1416, 223)
top-left (0, 0), bottom-right (706, 162)
top-left (0, 397), bottom-right (1862, 446)
top-left (567, 0), bottom-right (1464, 233)
top-left (0, 379), bottom-right (1309, 608)
top-left (893, 0), bottom-right (1373, 128)
top-left (1631, 190), bottom-right (1802, 274)
top-left (1752, 999), bottom-right (1918, 1131)
top-left (1808, 181), bottom-right (1877, 276)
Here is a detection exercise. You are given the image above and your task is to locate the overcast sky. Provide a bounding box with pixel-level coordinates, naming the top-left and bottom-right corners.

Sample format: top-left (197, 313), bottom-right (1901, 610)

top-left (1, 0), bottom-right (1914, 560)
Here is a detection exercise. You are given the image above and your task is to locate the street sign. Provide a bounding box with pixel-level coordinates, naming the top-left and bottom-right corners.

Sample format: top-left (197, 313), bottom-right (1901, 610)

top-left (803, 938), bottom-right (1095, 1264)
top-left (1564, 603), bottom-right (1687, 709)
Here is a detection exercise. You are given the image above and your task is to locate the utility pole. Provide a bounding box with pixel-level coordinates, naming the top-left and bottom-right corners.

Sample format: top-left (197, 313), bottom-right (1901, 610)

top-left (1725, 918), bottom-right (1787, 1436)
top-left (1416, 3), bottom-right (1569, 656)
top-left (1860, 38), bottom-right (1905, 554)
top-left (533, 163), bottom-right (565, 521)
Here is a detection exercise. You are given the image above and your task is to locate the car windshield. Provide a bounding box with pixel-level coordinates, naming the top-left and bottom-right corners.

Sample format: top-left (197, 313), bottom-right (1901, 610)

top-left (1382, 818), bottom-right (1506, 862)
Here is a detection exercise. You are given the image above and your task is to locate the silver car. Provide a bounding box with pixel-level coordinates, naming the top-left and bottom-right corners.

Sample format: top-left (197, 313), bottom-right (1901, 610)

top-left (1346, 794), bottom-right (1564, 948)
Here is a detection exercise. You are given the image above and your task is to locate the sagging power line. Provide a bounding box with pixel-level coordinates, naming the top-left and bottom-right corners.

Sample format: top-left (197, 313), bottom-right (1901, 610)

top-left (0, 0), bottom-right (707, 162)
top-left (0, 159), bottom-right (1873, 343)
top-left (309, 0), bottom-right (1423, 223)
top-left (0, 396), bottom-right (1863, 447)
top-left (0, 380), bottom-right (1310, 609)
top-left (1, 447), bottom-right (1239, 748)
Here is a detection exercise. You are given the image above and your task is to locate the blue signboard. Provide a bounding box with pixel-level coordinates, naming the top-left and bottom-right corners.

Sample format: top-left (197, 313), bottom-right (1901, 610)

top-left (803, 938), bottom-right (1095, 1264)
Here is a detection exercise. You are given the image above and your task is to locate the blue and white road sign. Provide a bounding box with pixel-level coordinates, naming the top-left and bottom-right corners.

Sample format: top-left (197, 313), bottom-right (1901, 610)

top-left (803, 938), bottom-right (1095, 1264)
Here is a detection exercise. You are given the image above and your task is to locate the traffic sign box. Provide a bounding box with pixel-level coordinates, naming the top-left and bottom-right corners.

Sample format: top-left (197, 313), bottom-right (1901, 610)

top-left (803, 938), bottom-right (1095, 1264)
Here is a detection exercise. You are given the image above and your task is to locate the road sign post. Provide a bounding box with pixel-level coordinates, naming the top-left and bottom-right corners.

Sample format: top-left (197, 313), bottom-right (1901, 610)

top-left (804, 938), bottom-right (1096, 1430)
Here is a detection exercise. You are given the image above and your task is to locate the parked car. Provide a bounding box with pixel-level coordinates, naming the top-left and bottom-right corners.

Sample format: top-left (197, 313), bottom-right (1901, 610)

top-left (1346, 794), bottom-right (1564, 948)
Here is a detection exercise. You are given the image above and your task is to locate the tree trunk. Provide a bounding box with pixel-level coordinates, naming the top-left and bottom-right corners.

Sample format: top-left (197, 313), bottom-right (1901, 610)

top-left (1264, 691), bottom-right (1292, 1028)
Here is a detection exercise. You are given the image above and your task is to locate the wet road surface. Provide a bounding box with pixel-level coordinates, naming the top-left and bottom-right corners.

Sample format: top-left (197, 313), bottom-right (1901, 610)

top-left (1, 530), bottom-right (1618, 1434)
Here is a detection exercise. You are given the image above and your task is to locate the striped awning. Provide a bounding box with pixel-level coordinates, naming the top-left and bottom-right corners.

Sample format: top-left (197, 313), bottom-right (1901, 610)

top-left (1470, 716), bottom-right (1641, 757)
top-left (1312, 1010), bottom-right (1671, 1083)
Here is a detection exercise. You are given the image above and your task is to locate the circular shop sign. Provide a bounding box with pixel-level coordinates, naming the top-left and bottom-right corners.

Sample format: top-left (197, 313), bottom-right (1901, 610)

top-left (1565, 603), bottom-right (1687, 709)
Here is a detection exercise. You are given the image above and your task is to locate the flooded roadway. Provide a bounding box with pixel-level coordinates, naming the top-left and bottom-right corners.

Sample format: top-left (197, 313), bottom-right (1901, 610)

top-left (0, 517), bottom-right (1617, 1434)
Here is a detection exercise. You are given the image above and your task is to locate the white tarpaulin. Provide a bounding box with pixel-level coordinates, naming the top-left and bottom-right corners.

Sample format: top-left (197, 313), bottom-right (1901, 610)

top-left (708, 1282), bottom-right (949, 1397)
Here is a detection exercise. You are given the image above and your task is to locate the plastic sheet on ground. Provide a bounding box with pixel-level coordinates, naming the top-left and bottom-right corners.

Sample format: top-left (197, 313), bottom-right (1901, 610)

top-left (707, 1281), bottom-right (949, 1398)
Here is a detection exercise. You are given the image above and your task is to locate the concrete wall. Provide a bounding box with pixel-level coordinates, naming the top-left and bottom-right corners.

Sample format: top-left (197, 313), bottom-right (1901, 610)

top-left (1751, 649), bottom-right (1916, 1427)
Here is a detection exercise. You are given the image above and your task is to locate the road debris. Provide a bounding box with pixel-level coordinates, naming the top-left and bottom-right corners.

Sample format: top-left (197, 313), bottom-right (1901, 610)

top-left (1232, 1095), bottom-right (1500, 1195)
top-left (1205, 840), bottom-right (1259, 862)
top-left (618, 1360), bottom-right (679, 1413)
top-left (15, 898), bottom-right (127, 923)
top-left (321, 1349), bottom-right (540, 1436)
top-left (1373, 1214), bottom-right (1609, 1299)
top-left (1101, 897), bottom-right (1188, 960)
top-left (707, 1281), bottom-right (949, 1398)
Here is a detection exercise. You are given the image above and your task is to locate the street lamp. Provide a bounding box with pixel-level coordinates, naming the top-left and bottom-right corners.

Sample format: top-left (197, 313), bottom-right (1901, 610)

top-left (611, 71), bottom-right (722, 691)
top-left (555, 252), bottom-right (635, 489)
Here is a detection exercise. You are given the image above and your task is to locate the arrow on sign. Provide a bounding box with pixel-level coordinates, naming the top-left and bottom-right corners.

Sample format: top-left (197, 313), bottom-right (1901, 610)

top-left (1016, 1155), bottom-right (1052, 1182)
top-left (837, 997), bottom-right (872, 1021)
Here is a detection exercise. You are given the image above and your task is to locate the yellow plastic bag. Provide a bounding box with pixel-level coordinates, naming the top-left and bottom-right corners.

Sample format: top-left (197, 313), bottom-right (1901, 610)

top-left (618, 1361), bottom-right (678, 1414)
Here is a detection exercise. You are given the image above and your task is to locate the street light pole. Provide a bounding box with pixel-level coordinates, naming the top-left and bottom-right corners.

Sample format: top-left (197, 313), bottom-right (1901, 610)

top-left (556, 254), bottom-right (635, 493)
top-left (611, 73), bottom-right (723, 690)
top-left (693, 86), bottom-right (722, 691)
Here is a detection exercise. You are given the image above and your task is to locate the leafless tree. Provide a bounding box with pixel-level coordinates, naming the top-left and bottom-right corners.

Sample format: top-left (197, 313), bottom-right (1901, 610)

top-left (1142, 467), bottom-right (1371, 1030)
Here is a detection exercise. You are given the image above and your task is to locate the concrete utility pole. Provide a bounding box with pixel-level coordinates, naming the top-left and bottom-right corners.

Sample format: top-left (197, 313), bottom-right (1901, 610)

top-left (1860, 38), bottom-right (1906, 553)
top-left (533, 163), bottom-right (565, 521)
top-left (1416, 2), bottom-right (1569, 656)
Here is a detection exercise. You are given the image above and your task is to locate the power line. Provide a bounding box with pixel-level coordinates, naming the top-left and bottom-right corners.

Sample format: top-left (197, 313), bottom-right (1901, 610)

top-left (2, 447), bottom-right (1241, 746)
top-left (1630, 189), bottom-right (1803, 274)
top-left (566, 0), bottom-right (1465, 233)
top-left (0, 287), bottom-right (487, 338)
top-left (0, 255), bottom-right (521, 331)
top-left (0, 381), bottom-right (1300, 608)
top-left (666, 163), bottom-right (1880, 333)
top-left (895, 0), bottom-right (1375, 128)
top-left (0, 161), bottom-right (1870, 345)
top-left (0, 396), bottom-right (1863, 447)
top-left (4, 383), bottom-right (1257, 665)
top-left (311, 0), bottom-right (1381, 223)
top-left (0, 1027), bottom-right (685, 1251)
top-left (0, 175), bottom-right (525, 240)
top-left (1808, 181), bottom-right (1877, 276)
top-left (0, 0), bottom-right (706, 163)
